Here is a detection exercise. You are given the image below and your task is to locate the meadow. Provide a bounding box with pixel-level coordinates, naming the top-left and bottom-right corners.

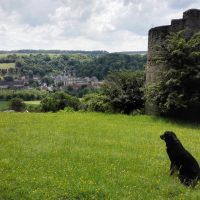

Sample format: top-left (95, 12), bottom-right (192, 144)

top-left (0, 101), bottom-right (9, 111)
top-left (0, 112), bottom-right (200, 200)
top-left (0, 63), bottom-right (15, 69)
top-left (24, 101), bottom-right (40, 105)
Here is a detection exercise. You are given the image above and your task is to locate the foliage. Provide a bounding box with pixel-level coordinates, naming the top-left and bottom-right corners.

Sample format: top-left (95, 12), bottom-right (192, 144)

top-left (4, 75), bottom-right (14, 82)
top-left (26, 104), bottom-right (41, 112)
top-left (0, 89), bottom-right (49, 101)
top-left (66, 85), bottom-right (100, 98)
top-left (1, 112), bottom-right (200, 200)
top-left (77, 53), bottom-right (146, 79)
top-left (9, 98), bottom-right (26, 111)
top-left (41, 76), bottom-right (54, 86)
top-left (25, 101), bottom-right (41, 112)
top-left (0, 53), bottom-right (146, 80)
top-left (103, 71), bottom-right (145, 114)
top-left (147, 31), bottom-right (200, 118)
top-left (82, 93), bottom-right (112, 112)
top-left (0, 54), bottom-right (17, 63)
top-left (40, 92), bottom-right (80, 112)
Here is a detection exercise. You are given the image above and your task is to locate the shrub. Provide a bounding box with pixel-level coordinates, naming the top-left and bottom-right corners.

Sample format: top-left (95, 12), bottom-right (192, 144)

top-left (9, 98), bottom-right (26, 112)
top-left (40, 97), bottom-right (57, 112)
top-left (82, 93), bottom-right (112, 112)
top-left (40, 92), bottom-right (80, 112)
top-left (26, 104), bottom-right (41, 112)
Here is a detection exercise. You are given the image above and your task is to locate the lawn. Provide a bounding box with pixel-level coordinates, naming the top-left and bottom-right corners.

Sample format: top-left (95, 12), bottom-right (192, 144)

top-left (0, 101), bottom-right (9, 111)
top-left (0, 112), bottom-right (200, 200)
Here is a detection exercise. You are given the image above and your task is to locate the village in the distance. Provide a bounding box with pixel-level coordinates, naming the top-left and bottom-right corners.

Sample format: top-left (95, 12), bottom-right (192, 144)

top-left (0, 51), bottom-right (146, 94)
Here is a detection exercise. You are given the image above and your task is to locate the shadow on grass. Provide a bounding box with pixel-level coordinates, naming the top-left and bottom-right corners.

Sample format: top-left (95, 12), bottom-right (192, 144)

top-left (148, 114), bottom-right (200, 130)
top-left (59, 190), bottom-right (106, 200)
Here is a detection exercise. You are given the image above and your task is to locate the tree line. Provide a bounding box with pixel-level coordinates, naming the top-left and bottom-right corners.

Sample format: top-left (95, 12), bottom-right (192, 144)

top-left (0, 53), bottom-right (146, 80)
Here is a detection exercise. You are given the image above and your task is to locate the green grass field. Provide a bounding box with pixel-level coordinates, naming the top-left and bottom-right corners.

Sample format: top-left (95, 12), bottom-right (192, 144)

top-left (0, 63), bottom-right (15, 69)
top-left (0, 101), bottom-right (9, 111)
top-left (24, 101), bottom-right (40, 105)
top-left (0, 113), bottom-right (200, 200)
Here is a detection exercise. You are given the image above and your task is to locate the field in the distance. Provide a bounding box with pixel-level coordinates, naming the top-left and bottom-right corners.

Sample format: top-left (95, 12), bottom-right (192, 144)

top-left (0, 101), bottom-right (9, 111)
top-left (0, 112), bottom-right (200, 200)
top-left (0, 63), bottom-right (15, 69)
top-left (24, 101), bottom-right (40, 105)
top-left (0, 101), bottom-right (40, 111)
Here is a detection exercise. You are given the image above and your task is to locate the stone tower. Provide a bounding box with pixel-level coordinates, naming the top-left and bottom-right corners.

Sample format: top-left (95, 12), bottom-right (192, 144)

top-left (146, 9), bottom-right (200, 115)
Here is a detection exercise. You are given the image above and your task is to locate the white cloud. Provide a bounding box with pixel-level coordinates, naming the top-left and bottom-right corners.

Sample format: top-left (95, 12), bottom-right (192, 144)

top-left (0, 0), bottom-right (199, 51)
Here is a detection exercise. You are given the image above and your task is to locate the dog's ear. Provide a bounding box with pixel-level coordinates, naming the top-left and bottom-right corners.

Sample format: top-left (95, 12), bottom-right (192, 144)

top-left (161, 131), bottom-right (179, 143)
top-left (170, 131), bottom-right (180, 143)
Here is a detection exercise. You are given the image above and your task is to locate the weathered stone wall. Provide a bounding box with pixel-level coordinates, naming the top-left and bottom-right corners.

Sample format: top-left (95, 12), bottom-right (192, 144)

top-left (146, 9), bottom-right (200, 115)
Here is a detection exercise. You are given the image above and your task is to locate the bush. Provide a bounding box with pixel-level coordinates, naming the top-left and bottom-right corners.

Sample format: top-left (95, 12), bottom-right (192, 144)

top-left (40, 92), bottom-right (80, 112)
top-left (82, 93), bottom-right (112, 112)
top-left (4, 76), bottom-right (14, 82)
top-left (26, 104), bottom-right (41, 112)
top-left (40, 97), bottom-right (57, 112)
top-left (9, 98), bottom-right (26, 112)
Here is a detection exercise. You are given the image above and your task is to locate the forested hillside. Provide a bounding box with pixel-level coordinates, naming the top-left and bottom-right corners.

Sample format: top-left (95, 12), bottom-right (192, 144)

top-left (0, 53), bottom-right (146, 80)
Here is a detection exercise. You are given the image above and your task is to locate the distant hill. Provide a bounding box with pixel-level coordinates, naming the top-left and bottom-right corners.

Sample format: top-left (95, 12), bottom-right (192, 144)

top-left (113, 51), bottom-right (147, 55)
top-left (76, 53), bottom-right (147, 79)
top-left (0, 50), bottom-right (147, 56)
top-left (0, 50), bottom-right (109, 56)
top-left (0, 52), bottom-right (147, 80)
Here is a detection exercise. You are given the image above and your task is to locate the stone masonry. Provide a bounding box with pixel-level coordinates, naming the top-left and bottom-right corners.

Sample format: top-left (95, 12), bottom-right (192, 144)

top-left (146, 9), bottom-right (200, 115)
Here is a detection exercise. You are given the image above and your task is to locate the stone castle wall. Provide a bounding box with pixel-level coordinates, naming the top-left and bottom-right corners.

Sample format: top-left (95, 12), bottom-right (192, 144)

top-left (146, 9), bottom-right (200, 115)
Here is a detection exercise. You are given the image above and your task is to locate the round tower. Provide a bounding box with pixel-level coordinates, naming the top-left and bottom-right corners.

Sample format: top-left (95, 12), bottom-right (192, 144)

top-left (145, 9), bottom-right (200, 115)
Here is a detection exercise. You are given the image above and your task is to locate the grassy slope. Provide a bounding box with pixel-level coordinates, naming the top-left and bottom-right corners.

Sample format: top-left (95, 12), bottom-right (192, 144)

top-left (0, 112), bottom-right (200, 200)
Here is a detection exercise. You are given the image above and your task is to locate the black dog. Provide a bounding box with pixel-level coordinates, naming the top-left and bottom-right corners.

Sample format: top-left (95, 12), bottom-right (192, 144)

top-left (160, 131), bottom-right (200, 186)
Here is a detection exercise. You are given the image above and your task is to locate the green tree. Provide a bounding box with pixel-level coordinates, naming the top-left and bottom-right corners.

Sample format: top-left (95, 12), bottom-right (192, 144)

top-left (103, 71), bottom-right (145, 114)
top-left (82, 93), bottom-right (112, 112)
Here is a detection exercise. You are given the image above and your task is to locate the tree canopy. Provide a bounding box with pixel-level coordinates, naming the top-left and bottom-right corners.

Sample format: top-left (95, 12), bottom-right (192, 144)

top-left (103, 70), bottom-right (145, 114)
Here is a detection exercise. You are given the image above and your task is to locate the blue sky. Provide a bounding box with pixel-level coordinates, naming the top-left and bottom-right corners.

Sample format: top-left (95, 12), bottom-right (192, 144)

top-left (0, 0), bottom-right (199, 51)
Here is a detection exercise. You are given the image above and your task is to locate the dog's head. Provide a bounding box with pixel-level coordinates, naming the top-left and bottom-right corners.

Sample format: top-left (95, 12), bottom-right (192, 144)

top-left (160, 131), bottom-right (179, 144)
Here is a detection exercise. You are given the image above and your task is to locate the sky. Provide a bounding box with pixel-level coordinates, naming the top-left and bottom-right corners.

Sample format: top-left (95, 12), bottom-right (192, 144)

top-left (0, 0), bottom-right (199, 52)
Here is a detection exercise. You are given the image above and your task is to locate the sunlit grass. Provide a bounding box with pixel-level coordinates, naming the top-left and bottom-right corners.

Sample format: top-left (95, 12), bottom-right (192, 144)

top-left (0, 112), bottom-right (200, 199)
top-left (24, 101), bottom-right (40, 105)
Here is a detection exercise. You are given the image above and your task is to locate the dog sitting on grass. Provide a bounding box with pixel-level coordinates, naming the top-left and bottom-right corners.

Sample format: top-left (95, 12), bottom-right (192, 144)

top-left (160, 131), bottom-right (200, 187)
